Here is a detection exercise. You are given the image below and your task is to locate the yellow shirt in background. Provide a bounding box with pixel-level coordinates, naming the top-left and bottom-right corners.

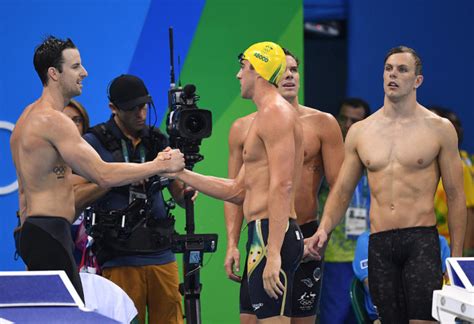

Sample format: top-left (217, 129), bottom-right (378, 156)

top-left (435, 151), bottom-right (474, 243)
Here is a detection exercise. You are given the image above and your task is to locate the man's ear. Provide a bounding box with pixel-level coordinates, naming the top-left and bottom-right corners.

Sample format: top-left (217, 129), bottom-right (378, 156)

top-left (414, 74), bottom-right (423, 89)
top-left (48, 67), bottom-right (59, 82)
top-left (109, 103), bottom-right (119, 115)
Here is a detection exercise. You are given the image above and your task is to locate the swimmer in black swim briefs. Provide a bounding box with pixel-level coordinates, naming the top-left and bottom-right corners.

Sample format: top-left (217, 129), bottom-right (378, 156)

top-left (291, 220), bottom-right (323, 318)
top-left (240, 218), bottom-right (303, 319)
top-left (368, 225), bottom-right (442, 323)
top-left (19, 216), bottom-right (85, 302)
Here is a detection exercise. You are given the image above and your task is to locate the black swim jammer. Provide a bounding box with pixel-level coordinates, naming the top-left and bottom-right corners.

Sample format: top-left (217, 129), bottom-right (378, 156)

top-left (368, 225), bottom-right (442, 323)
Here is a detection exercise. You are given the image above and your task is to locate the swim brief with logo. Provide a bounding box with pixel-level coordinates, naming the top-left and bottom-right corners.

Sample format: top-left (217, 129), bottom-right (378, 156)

top-left (291, 220), bottom-right (323, 317)
top-left (239, 218), bottom-right (303, 319)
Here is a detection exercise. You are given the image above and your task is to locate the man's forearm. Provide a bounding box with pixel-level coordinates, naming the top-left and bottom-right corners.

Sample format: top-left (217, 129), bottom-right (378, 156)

top-left (74, 183), bottom-right (110, 213)
top-left (95, 160), bottom-right (170, 188)
top-left (224, 202), bottom-right (244, 248)
top-left (169, 180), bottom-right (186, 208)
top-left (320, 187), bottom-right (353, 233)
top-left (177, 169), bottom-right (244, 204)
top-left (447, 197), bottom-right (467, 257)
top-left (266, 185), bottom-right (291, 257)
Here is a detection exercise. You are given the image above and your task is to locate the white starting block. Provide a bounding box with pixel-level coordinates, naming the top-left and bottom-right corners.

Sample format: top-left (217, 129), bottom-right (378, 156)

top-left (432, 257), bottom-right (474, 322)
top-left (0, 271), bottom-right (120, 323)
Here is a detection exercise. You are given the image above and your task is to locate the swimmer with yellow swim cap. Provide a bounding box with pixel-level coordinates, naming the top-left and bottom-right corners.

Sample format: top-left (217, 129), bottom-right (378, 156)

top-left (238, 41), bottom-right (287, 85)
top-left (163, 41), bottom-right (305, 322)
top-left (227, 48), bottom-right (344, 324)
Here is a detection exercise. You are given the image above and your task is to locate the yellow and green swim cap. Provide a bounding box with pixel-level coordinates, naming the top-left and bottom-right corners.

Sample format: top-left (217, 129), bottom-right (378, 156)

top-left (239, 41), bottom-right (286, 85)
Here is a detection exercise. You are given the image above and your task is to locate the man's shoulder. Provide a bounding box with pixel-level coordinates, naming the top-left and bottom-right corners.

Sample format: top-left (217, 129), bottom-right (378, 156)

top-left (344, 116), bottom-right (374, 145)
top-left (353, 110), bottom-right (380, 130)
top-left (261, 98), bottom-right (295, 119)
top-left (23, 104), bottom-right (77, 141)
top-left (420, 108), bottom-right (451, 129)
top-left (299, 106), bottom-right (336, 123)
top-left (349, 116), bottom-right (371, 131)
top-left (230, 112), bottom-right (256, 133)
top-left (413, 107), bottom-right (456, 142)
top-left (32, 104), bottom-right (70, 126)
top-left (233, 112), bottom-right (256, 125)
top-left (298, 105), bottom-right (322, 115)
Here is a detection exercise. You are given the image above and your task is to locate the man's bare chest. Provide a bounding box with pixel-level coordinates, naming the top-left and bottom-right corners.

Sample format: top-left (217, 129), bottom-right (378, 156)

top-left (242, 124), bottom-right (266, 165)
top-left (357, 126), bottom-right (439, 171)
top-left (301, 125), bottom-right (322, 165)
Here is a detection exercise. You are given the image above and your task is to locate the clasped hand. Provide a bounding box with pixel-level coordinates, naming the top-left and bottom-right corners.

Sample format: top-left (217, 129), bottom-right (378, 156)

top-left (156, 147), bottom-right (185, 174)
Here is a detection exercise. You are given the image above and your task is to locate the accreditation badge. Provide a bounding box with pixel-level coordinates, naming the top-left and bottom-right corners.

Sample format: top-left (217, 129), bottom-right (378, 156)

top-left (344, 207), bottom-right (368, 239)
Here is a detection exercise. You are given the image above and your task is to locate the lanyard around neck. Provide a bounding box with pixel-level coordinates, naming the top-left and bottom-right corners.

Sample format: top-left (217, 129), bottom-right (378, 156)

top-left (121, 139), bottom-right (145, 163)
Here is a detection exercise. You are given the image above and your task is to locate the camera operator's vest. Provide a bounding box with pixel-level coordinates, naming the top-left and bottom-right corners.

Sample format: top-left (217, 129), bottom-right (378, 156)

top-left (89, 123), bottom-right (167, 163)
top-left (86, 123), bottom-right (175, 264)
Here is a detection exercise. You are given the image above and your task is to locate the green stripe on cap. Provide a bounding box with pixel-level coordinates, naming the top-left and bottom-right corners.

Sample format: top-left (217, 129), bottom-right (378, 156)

top-left (269, 63), bottom-right (282, 84)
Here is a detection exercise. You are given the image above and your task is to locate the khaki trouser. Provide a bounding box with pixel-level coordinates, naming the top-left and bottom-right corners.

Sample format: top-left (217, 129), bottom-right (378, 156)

top-left (103, 262), bottom-right (183, 324)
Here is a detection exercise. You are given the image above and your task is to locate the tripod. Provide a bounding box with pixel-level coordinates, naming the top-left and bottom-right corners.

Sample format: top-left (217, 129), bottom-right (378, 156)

top-left (171, 162), bottom-right (218, 324)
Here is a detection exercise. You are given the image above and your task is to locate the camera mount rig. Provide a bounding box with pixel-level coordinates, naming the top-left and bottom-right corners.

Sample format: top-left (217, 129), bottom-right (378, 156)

top-left (167, 26), bottom-right (217, 324)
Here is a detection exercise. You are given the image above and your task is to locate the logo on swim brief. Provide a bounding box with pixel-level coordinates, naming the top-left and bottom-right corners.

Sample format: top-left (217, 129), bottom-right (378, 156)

top-left (301, 278), bottom-right (314, 288)
top-left (295, 230), bottom-right (301, 240)
top-left (313, 267), bottom-right (322, 282)
top-left (360, 259), bottom-right (368, 269)
top-left (252, 303), bottom-right (264, 311)
top-left (298, 292), bottom-right (316, 310)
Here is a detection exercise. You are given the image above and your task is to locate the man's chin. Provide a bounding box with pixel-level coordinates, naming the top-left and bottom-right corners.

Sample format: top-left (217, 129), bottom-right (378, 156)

top-left (70, 89), bottom-right (82, 97)
top-left (241, 92), bottom-right (251, 99)
top-left (386, 93), bottom-right (403, 102)
top-left (280, 89), bottom-right (296, 98)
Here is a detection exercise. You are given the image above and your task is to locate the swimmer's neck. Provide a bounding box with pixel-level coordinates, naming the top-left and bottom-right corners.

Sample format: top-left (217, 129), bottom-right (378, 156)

top-left (39, 87), bottom-right (72, 111)
top-left (252, 78), bottom-right (280, 109)
top-left (281, 94), bottom-right (300, 110)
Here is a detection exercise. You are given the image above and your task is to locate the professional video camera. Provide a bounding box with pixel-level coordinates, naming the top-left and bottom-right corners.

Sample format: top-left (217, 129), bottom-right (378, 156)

top-left (166, 48), bottom-right (212, 168)
top-left (167, 84), bottom-right (212, 165)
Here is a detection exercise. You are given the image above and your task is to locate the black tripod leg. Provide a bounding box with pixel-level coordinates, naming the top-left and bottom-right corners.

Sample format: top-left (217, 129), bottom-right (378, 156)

top-left (181, 252), bottom-right (203, 324)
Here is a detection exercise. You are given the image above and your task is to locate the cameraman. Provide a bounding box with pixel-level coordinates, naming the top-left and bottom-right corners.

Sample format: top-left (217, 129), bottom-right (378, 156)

top-left (72, 74), bottom-right (185, 324)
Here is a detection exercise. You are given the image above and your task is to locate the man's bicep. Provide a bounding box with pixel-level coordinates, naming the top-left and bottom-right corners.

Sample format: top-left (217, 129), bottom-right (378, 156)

top-left (321, 118), bottom-right (345, 187)
top-left (228, 137), bottom-right (244, 178)
top-left (439, 125), bottom-right (464, 194)
top-left (336, 129), bottom-right (364, 192)
top-left (52, 124), bottom-right (105, 182)
top-left (228, 120), bottom-right (246, 178)
top-left (234, 165), bottom-right (245, 189)
top-left (50, 118), bottom-right (109, 179)
top-left (261, 121), bottom-right (297, 184)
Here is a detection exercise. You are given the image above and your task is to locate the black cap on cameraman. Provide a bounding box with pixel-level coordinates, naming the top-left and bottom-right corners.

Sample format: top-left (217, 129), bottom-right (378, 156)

top-left (108, 74), bottom-right (153, 111)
